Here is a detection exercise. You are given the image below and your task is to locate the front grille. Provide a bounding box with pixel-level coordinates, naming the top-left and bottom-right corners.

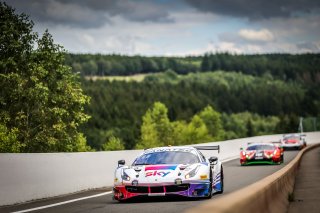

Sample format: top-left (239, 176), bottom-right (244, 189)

top-left (166, 184), bottom-right (189, 192)
top-left (246, 159), bottom-right (273, 163)
top-left (125, 184), bottom-right (190, 194)
top-left (150, 186), bottom-right (164, 193)
top-left (125, 186), bottom-right (149, 193)
top-left (247, 158), bottom-right (270, 162)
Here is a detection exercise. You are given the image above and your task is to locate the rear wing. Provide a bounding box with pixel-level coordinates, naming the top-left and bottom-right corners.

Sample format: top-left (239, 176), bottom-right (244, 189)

top-left (193, 145), bottom-right (220, 154)
top-left (247, 142), bottom-right (258, 146)
top-left (271, 141), bottom-right (283, 148)
top-left (283, 133), bottom-right (306, 138)
top-left (247, 141), bottom-right (281, 145)
top-left (271, 140), bottom-right (282, 144)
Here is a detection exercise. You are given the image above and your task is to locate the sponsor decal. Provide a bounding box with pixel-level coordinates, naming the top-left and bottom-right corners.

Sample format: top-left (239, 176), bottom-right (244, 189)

top-left (144, 165), bottom-right (176, 177)
top-left (145, 171), bottom-right (170, 177)
top-left (200, 174), bottom-right (208, 179)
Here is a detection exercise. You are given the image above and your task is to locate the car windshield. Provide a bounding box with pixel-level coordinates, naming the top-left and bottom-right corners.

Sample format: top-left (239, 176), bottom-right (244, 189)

top-left (284, 136), bottom-right (299, 140)
top-left (132, 151), bottom-right (200, 165)
top-left (247, 144), bottom-right (276, 151)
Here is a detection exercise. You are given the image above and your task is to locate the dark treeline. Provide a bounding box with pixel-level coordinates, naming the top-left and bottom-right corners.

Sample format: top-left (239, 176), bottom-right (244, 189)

top-left (80, 71), bottom-right (320, 150)
top-left (201, 53), bottom-right (320, 84)
top-left (65, 53), bottom-right (320, 84)
top-left (65, 54), bottom-right (199, 76)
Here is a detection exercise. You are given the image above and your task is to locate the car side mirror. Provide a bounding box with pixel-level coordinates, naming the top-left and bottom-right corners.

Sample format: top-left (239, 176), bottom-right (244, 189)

top-left (118, 160), bottom-right (125, 167)
top-left (209, 156), bottom-right (218, 164)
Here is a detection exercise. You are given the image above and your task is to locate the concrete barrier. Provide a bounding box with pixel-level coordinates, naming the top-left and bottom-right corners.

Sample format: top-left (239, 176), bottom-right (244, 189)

top-left (0, 132), bottom-right (319, 206)
top-left (185, 142), bottom-right (320, 213)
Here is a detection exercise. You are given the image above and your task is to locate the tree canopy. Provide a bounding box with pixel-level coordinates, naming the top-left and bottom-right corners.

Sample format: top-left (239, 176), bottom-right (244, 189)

top-left (0, 3), bottom-right (90, 152)
top-left (135, 102), bottom-right (225, 149)
top-left (136, 102), bottom-right (173, 149)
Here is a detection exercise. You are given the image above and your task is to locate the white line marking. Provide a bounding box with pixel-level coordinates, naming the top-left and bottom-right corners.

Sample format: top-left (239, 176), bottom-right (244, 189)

top-left (12, 191), bottom-right (112, 213)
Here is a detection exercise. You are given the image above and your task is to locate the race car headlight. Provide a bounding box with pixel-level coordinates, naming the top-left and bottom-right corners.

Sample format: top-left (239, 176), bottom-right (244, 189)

top-left (185, 165), bottom-right (200, 179)
top-left (121, 170), bottom-right (130, 181)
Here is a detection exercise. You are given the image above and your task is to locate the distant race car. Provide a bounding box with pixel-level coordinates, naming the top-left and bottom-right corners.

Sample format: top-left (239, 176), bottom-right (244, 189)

top-left (113, 145), bottom-right (223, 201)
top-left (240, 142), bottom-right (284, 166)
top-left (281, 133), bottom-right (307, 150)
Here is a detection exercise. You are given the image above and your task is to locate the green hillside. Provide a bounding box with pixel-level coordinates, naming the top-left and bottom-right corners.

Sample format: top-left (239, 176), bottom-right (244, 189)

top-left (80, 71), bottom-right (320, 150)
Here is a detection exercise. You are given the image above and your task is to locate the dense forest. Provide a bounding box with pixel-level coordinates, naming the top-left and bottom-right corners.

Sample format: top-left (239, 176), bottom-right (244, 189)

top-left (67, 52), bottom-right (320, 150)
top-left (65, 52), bottom-right (320, 150)
top-left (65, 53), bottom-right (320, 84)
top-left (80, 70), bottom-right (320, 150)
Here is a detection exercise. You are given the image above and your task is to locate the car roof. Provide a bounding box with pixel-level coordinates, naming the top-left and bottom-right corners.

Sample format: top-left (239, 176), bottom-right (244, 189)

top-left (144, 146), bottom-right (197, 154)
top-left (284, 134), bottom-right (300, 137)
top-left (247, 142), bottom-right (276, 147)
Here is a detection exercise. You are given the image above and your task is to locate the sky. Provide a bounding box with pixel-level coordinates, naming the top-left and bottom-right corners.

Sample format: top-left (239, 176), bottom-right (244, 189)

top-left (7, 0), bottom-right (320, 56)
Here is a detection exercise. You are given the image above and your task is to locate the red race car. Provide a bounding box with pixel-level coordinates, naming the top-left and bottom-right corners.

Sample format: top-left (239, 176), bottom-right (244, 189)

top-left (240, 143), bottom-right (284, 166)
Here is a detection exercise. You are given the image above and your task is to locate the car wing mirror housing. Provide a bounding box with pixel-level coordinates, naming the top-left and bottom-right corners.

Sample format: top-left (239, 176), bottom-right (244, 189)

top-left (118, 159), bottom-right (125, 167)
top-left (209, 156), bottom-right (218, 164)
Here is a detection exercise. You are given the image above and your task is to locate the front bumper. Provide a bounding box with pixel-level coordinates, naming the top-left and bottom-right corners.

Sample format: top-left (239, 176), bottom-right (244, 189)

top-left (113, 182), bottom-right (211, 201)
top-left (282, 144), bottom-right (303, 150)
top-left (240, 157), bottom-right (282, 165)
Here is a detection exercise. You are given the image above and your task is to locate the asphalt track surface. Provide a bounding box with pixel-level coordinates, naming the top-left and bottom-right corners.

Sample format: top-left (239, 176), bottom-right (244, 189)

top-left (1, 151), bottom-right (299, 213)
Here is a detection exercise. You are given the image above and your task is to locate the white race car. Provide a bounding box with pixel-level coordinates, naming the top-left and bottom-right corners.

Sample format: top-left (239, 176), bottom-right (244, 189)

top-left (281, 133), bottom-right (307, 150)
top-left (113, 145), bottom-right (223, 201)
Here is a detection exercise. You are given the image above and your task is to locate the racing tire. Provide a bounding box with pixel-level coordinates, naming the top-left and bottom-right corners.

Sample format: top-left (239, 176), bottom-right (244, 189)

top-left (216, 166), bottom-right (224, 194)
top-left (205, 170), bottom-right (213, 199)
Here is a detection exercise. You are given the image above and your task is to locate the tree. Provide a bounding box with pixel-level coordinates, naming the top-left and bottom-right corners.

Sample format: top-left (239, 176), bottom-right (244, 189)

top-left (136, 102), bottom-right (173, 149)
top-left (0, 3), bottom-right (90, 152)
top-left (0, 124), bottom-right (22, 152)
top-left (184, 115), bottom-right (210, 144)
top-left (275, 114), bottom-right (299, 134)
top-left (201, 53), bottom-right (211, 71)
top-left (246, 119), bottom-right (255, 137)
top-left (171, 121), bottom-right (188, 146)
top-left (102, 136), bottom-right (125, 151)
top-left (82, 60), bottom-right (98, 76)
top-left (198, 106), bottom-right (224, 140)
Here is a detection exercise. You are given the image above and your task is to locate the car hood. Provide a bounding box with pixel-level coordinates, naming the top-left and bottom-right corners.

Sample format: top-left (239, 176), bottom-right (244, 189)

top-left (285, 139), bottom-right (299, 144)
